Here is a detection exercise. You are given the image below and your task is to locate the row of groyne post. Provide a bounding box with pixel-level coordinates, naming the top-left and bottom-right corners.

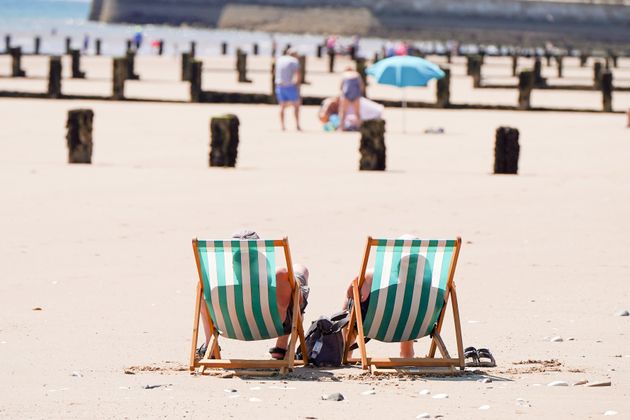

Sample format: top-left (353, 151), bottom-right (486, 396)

top-left (1, 35), bottom-right (628, 113)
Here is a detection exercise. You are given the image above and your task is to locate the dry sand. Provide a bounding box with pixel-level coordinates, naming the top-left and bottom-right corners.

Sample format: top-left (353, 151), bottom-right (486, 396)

top-left (0, 55), bottom-right (629, 419)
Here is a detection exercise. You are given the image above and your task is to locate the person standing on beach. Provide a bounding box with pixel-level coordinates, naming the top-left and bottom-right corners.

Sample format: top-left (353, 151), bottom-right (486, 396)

top-left (275, 49), bottom-right (302, 131)
top-left (339, 67), bottom-right (363, 131)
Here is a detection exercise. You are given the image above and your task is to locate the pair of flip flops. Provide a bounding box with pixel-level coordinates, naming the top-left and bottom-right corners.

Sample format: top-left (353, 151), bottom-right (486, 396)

top-left (464, 347), bottom-right (496, 367)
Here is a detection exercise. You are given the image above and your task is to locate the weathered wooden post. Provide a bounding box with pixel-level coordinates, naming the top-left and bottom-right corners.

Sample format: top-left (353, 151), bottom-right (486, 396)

top-left (209, 115), bottom-right (240, 167)
top-left (190, 59), bottom-right (202, 103)
top-left (95, 39), bottom-right (102, 56)
top-left (253, 43), bottom-right (259, 55)
top-left (221, 42), bottom-right (227, 55)
top-left (126, 39), bottom-right (133, 52)
top-left (605, 56), bottom-right (611, 70)
top-left (593, 61), bottom-right (602, 89)
top-left (466, 55), bottom-right (474, 76)
top-left (555, 55), bottom-right (563, 78)
top-left (511, 54), bottom-right (518, 77)
top-left (70, 49), bottom-right (86, 79)
top-left (349, 45), bottom-right (356, 61)
top-left (359, 119), bottom-right (386, 171)
top-left (298, 55), bottom-right (307, 85)
top-left (316, 44), bottom-right (323, 58)
top-left (65, 37), bottom-right (72, 54)
top-left (494, 126), bottom-right (520, 174)
top-left (157, 40), bottom-right (164, 55)
top-left (4, 35), bottom-right (10, 53)
top-left (66, 109), bottom-right (93, 164)
top-left (112, 57), bottom-right (127, 100)
top-left (190, 41), bottom-right (196, 58)
top-left (328, 48), bottom-right (335, 73)
top-left (446, 50), bottom-right (452, 64)
top-left (356, 57), bottom-right (367, 96)
top-left (373, 52), bottom-right (380, 64)
top-left (270, 59), bottom-right (277, 104)
top-left (10, 47), bottom-right (26, 77)
top-left (236, 48), bottom-right (251, 83)
top-left (470, 55), bottom-right (482, 88)
top-left (601, 70), bottom-right (613, 113)
top-left (545, 51), bottom-right (552, 67)
top-left (610, 52), bottom-right (618, 68)
top-left (579, 53), bottom-right (588, 67)
top-left (436, 67), bottom-right (450, 108)
top-left (48, 56), bottom-right (62, 98)
top-left (533, 58), bottom-right (546, 87)
top-left (181, 52), bottom-right (192, 81)
top-left (518, 70), bottom-right (534, 110)
top-left (125, 50), bottom-right (140, 80)
top-left (34, 36), bottom-right (41, 55)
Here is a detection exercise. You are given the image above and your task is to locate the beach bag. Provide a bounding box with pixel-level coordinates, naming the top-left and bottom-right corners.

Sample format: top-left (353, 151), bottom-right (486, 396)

top-left (297, 310), bottom-right (350, 367)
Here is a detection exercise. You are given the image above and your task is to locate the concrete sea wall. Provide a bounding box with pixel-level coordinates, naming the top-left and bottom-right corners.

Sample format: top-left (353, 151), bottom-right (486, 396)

top-left (89, 0), bottom-right (630, 46)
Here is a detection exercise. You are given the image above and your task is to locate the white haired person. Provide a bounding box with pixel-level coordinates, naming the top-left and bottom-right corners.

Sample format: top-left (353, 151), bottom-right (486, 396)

top-left (197, 230), bottom-right (310, 360)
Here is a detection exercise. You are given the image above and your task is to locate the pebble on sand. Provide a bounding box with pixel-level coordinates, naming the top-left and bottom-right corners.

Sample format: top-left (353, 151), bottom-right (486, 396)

top-left (615, 310), bottom-right (629, 317)
top-left (550, 336), bottom-right (563, 342)
top-left (361, 389), bottom-right (376, 395)
top-left (419, 389), bottom-right (431, 395)
top-left (478, 378), bottom-right (492, 383)
top-left (604, 411), bottom-right (618, 416)
top-left (587, 381), bottom-right (612, 387)
top-left (416, 413), bottom-right (431, 419)
top-left (572, 380), bottom-right (588, 386)
top-left (71, 371), bottom-right (83, 378)
top-left (224, 388), bottom-right (238, 393)
top-left (547, 380), bottom-right (569, 387)
top-left (432, 393), bottom-right (449, 399)
top-left (322, 392), bottom-right (344, 401)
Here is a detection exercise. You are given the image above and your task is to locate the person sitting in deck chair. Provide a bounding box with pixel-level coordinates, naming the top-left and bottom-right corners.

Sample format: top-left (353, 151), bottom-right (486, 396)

top-left (197, 230), bottom-right (310, 361)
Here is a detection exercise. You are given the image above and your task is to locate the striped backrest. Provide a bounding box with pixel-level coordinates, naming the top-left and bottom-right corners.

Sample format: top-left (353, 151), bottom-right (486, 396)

top-left (195, 239), bottom-right (286, 341)
top-left (362, 239), bottom-right (459, 343)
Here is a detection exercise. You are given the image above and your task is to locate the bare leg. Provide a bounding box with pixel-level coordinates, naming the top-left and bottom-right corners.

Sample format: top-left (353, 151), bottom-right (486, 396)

top-left (338, 97), bottom-right (348, 131)
top-left (351, 98), bottom-right (361, 127)
top-left (293, 101), bottom-right (301, 131)
top-left (279, 102), bottom-right (287, 131)
top-left (400, 340), bottom-right (415, 358)
top-left (271, 265), bottom-right (307, 358)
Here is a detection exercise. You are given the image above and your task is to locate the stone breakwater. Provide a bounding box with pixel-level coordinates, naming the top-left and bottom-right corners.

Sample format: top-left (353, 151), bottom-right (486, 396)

top-left (89, 0), bottom-right (630, 46)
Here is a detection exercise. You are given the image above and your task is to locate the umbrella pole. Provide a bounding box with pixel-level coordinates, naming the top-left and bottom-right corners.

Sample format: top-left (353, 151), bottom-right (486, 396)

top-left (402, 88), bottom-right (407, 134)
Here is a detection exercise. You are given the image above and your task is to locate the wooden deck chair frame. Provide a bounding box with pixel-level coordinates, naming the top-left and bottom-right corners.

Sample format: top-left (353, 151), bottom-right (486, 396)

top-left (189, 237), bottom-right (308, 375)
top-left (343, 236), bottom-right (464, 372)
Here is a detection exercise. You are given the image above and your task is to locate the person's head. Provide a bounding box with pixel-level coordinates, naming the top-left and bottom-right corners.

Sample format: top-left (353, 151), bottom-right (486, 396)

top-left (285, 48), bottom-right (298, 58)
top-left (293, 264), bottom-right (309, 285)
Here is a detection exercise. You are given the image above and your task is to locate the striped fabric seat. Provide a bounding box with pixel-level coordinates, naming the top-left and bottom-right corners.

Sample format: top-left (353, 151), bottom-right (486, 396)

top-left (362, 239), bottom-right (459, 343)
top-left (195, 239), bottom-right (285, 341)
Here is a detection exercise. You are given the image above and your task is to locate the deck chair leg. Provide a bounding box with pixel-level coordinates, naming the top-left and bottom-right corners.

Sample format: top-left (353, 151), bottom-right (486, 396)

top-left (343, 306), bottom-right (357, 364)
top-left (189, 282), bottom-right (203, 370)
top-left (450, 286), bottom-right (465, 369)
top-left (284, 285), bottom-right (301, 372)
top-left (432, 331), bottom-right (451, 359)
top-left (351, 280), bottom-right (369, 369)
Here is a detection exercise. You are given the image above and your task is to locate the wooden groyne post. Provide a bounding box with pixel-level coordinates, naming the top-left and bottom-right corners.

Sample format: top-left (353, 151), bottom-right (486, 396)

top-left (601, 70), bottom-right (613, 113)
top-left (48, 56), bottom-right (62, 98)
top-left (190, 59), bottom-right (202, 103)
top-left (181, 52), bottom-right (192, 82)
top-left (511, 54), bottom-right (518, 77)
top-left (112, 57), bottom-right (127, 100)
top-left (518, 70), bottom-right (534, 110)
top-left (494, 127), bottom-right (520, 175)
top-left (34, 37), bottom-right (41, 55)
top-left (10, 47), bottom-right (26, 77)
top-left (359, 119), bottom-right (386, 171)
top-left (125, 50), bottom-right (140, 80)
top-left (70, 49), bottom-right (86, 79)
top-left (236, 49), bottom-right (251, 83)
top-left (66, 109), bottom-right (94, 164)
top-left (436, 67), bottom-right (450, 108)
top-left (65, 37), bottom-right (72, 54)
top-left (593, 62), bottom-right (602, 89)
top-left (209, 115), bottom-right (240, 167)
top-left (95, 39), bottom-right (102, 56)
top-left (533, 58), bottom-right (546, 87)
top-left (299, 55), bottom-right (308, 85)
top-left (555, 56), bottom-right (563, 78)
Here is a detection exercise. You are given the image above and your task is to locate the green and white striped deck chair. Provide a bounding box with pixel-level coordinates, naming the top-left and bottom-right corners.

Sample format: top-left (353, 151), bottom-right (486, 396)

top-left (189, 237), bottom-right (307, 373)
top-left (344, 237), bottom-right (464, 372)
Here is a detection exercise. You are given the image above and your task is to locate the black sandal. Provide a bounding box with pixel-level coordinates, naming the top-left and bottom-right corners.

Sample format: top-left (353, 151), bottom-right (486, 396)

top-left (268, 346), bottom-right (287, 360)
top-left (464, 346), bottom-right (480, 367)
top-left (477, 348), bottom-right (496, 367)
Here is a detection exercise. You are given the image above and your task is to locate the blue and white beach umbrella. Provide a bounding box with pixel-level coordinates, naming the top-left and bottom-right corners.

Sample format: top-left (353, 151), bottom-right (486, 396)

top-left (367, 55), bottom-right (445, 132)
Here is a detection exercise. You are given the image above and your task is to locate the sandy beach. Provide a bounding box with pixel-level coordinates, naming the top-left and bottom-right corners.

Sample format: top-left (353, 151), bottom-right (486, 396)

top-left (1, 75), bottom-right (629, 418)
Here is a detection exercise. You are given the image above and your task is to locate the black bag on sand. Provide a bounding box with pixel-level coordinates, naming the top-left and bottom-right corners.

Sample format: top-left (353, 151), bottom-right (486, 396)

top-left (297, 310), bottom-right (350, 367)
